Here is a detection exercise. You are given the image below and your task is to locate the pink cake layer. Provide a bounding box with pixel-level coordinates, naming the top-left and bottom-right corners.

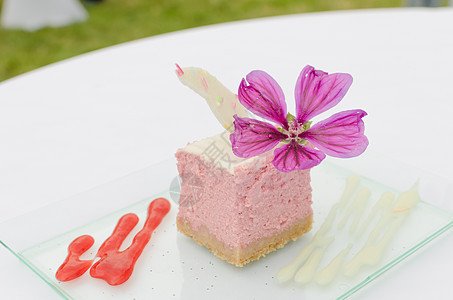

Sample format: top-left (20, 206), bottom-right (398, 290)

top-left (176, 146), bottom-right (312, 250)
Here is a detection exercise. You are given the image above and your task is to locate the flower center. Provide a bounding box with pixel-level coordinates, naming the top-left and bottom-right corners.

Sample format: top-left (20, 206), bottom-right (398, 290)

top-left (286, 120), bottom-right (306, 144)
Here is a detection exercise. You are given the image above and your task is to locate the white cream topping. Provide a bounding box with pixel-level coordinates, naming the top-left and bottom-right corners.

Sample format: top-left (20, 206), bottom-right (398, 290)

top-left (181, 133), bottom-right (261, 174)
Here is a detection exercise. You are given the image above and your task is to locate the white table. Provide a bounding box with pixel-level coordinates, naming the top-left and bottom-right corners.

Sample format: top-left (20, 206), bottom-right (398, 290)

top-left (1, 7), bottom-right (453, 299)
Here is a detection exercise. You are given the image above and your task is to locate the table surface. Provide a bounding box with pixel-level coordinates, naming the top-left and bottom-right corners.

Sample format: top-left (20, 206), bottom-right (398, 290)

top-left (1, 7), bottom-right (453, 299)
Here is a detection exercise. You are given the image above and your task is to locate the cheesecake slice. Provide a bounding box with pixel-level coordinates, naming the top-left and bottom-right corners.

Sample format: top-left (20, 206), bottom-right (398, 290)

top-left (176, 133), bottom-right (313, 266)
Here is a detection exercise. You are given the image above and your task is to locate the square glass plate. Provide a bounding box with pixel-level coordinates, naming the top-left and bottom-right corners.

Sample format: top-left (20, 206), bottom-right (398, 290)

top-left (0, 152), bottom-right (452, 299)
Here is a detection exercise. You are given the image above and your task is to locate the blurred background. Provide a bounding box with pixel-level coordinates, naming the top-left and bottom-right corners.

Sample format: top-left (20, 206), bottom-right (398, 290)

top-left (0, 0), bottom-right (450, 83)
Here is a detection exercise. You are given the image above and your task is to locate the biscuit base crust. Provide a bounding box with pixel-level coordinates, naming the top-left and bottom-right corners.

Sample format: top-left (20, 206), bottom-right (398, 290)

top-left (177, 214), bottom-right (313, 267)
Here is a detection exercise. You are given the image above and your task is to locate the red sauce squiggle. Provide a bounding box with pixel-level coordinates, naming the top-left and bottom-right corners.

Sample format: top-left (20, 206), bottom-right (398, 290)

top-left (90, 197), bottom-right (171, 285)
top-left (55, 198), bottom-right (171, 285)
top-left (55, 235), bottom-right (95, 281)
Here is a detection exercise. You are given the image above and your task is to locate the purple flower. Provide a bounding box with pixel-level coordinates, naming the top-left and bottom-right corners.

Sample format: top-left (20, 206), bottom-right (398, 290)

top-left (230, 65), bottom-right (369, 172)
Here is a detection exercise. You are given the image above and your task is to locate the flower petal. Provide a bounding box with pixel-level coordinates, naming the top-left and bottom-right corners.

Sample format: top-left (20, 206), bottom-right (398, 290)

top-left (302, 109), bottom-right (368, 158)
top-left (230, 115), bottom-right (287, 158)
top-left (272, 141), bottom-right (326, 172)
top-left (238, 70), bottom-right (288, 127)
top-left (295, 65), bottom-right (353, 124)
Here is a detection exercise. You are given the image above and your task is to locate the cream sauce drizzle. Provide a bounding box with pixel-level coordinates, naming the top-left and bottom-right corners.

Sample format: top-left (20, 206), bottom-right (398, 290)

top-left (294, 240), bottom-right (333, 285)
top-left (337, 188), bottom-right (371, 233)
top-left (276, 175), bottom-right (359, 283)
top-left (355, 191), bottom-right (394, 239)
top-left (315, 243), bottom-right (352, 286)
top-left (343, 182), bottom-right (420, 277)
top-left (276, 177), bottom-right (420, 286)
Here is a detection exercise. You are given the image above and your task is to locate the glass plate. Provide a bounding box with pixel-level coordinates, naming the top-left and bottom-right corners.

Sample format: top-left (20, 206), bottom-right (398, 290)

top-left (1, 152), bottom-right (452, 299)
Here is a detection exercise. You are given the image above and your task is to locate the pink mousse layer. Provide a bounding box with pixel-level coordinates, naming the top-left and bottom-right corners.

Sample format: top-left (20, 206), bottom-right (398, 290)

top-left (176, 148), bottom-right (312, 249)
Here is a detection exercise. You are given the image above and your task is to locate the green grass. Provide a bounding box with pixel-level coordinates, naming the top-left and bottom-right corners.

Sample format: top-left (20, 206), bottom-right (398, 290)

top-left (0, 0), bottom-right (404, 82)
